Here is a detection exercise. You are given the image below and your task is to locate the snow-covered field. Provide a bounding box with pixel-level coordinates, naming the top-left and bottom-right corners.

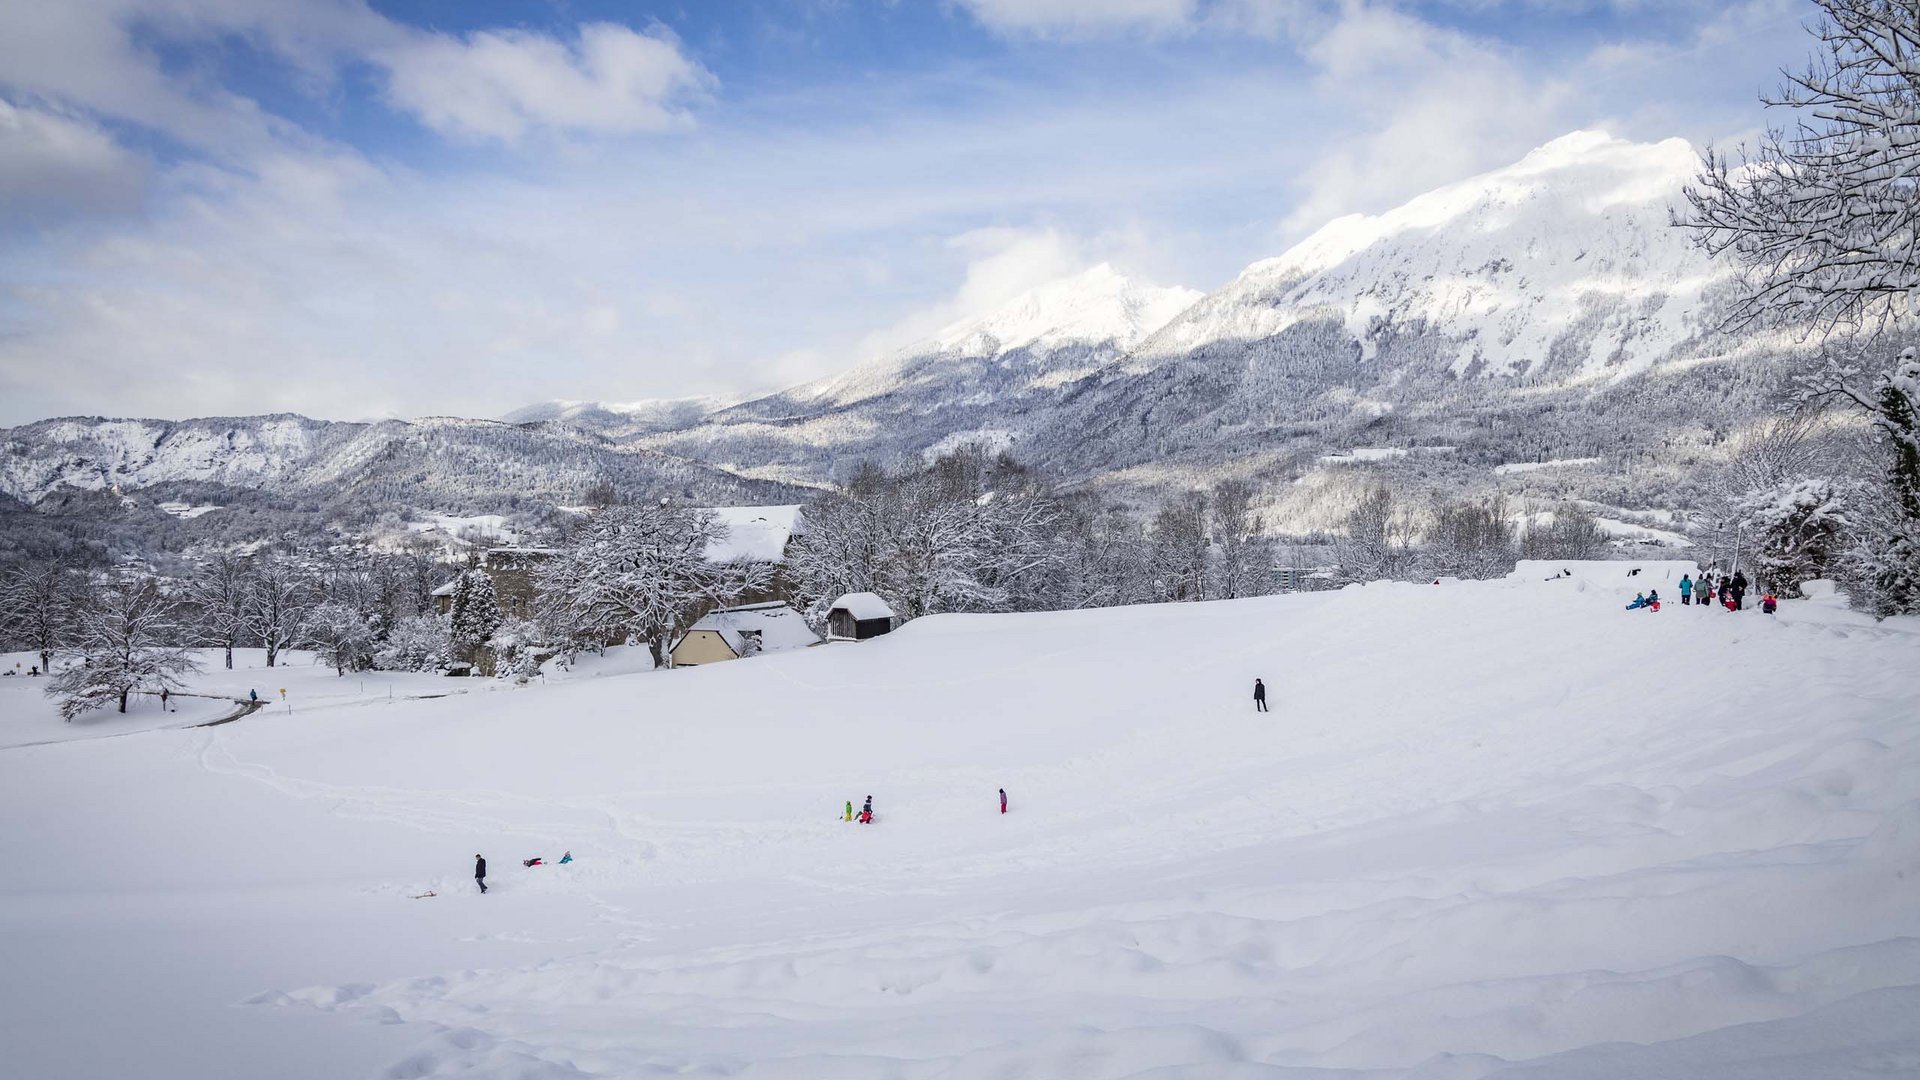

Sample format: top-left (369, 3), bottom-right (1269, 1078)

top-left (2, 563), bottom-right (1917, 1079)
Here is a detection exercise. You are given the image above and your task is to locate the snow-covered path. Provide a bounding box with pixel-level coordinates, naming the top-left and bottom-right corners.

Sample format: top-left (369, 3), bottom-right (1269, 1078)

top-left (1, 563), bottom-right (1916, 1079)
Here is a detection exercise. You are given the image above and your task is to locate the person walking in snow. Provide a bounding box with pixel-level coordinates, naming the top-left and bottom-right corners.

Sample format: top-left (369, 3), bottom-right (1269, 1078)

top-left (1731, 570), bottom-right (1749, 611)
top-left (1679, 574), bottom-right (1693, 606)
top-left (475, 854), bottom-right (488, 894)
top-left (1253, 678), bottom-right (1268, 713)
top-left (999, 788), bottom-right (1008, 814)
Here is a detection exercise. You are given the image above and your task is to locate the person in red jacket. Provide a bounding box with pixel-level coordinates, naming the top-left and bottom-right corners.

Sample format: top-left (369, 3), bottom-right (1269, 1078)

top-left (999, 788), bottom-right (1008, 814)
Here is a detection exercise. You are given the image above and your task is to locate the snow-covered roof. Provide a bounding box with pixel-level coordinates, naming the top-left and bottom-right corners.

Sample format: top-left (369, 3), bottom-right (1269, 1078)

top-left (680, 602), bottom-right (820, 657)
top-left (430, 580), bottom-right (458, 597)
top-left (703, 505), bottom-right (804, 564)
top-left (830, 592), bottom-right (894, 621)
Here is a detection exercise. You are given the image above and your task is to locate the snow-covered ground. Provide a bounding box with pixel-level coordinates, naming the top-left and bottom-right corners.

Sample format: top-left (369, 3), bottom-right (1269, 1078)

top-left (1, 564), bottom-right (1916, 1079)
top-left (0, 648), bottom-right (482, 749)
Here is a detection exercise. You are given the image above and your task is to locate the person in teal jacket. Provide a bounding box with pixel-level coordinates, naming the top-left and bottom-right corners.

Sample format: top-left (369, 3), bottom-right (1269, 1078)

top-left (1679, 575), bottom-right (1694, 605)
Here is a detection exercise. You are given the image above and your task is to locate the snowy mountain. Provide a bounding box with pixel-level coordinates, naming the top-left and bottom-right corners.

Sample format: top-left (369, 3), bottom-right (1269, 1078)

top-left (0, 132), bottom-right (1790, 524)
top-left (1128, 130), bottom-right (1730, 382)
top-left (631, 131), bottom-right (1771, 497)
top-left (0, 413), bottom-right (804, 512)
top-left (639, 264), bottom-right (1201, 483)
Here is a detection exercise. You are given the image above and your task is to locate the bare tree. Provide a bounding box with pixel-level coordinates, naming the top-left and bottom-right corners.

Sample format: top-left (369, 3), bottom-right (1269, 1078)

top-left (1211, 479), bottom-right (1275, 599)
top-left (1679, 1), bottom-right (1920, 336)
top-left (0, 556), bottom-right (89, 675)
top-left (1520, 502), bottom-right (1609, 562)
top-left (46, 576), bottom-right (200, 720)
top-left (187, 553), bottom-right (253, 670)
top-left (1334, 484), bottom-right (1416, 584)
top-left (1426, 496), bottom-right (1517, 580)
top-left (246, 554), bottom-right (314, 668)
top-left (1150, 490), bottom-right (1211, 601)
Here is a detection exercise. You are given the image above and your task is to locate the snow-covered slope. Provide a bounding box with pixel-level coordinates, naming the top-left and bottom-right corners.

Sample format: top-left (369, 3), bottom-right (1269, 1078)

top-left (2, 567), bottom-right (1915, 1079)
top-left (1134, 131), bottom-right (1731, 381)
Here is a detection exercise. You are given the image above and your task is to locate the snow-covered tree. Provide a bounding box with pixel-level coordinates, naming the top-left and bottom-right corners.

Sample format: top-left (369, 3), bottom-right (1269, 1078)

top-left (1678, 2), bottom-right (1920, 614)
top-left (1211, 480), bottom-right (1276, 599)
top-left (448, 569), bottom-right (503, 670)
top-left (1680, 1), bottom-right (1920, 335)
top-left (1425, 496), bottom-right (1517, 580)
top-left (246, 554), bottom-right (314, 667)
top-left (0, 556), bottom-right (89, 675)
top-left (1732, 476), bottom-right (1854, 597)
top-left (1334, 485), bottom-right (1417, 584)
top-left (186, 553), bottom-right (252, 670)
top-left (1149, 491), bottom-right (1211, 601)
top-left (1520, 503), bottom-right (1608, 562)
top-left (46, 576), bottom-right (200, 721)
top-left (487, 616), bottom-right (549, 680)
top-left (307, 601), bottom-right (374, 676)
top-left (372, 613), bottom-right (451, 673)
top-left (535, 504), bottom-right (770, 667)
top-left (785, 448), bottom-right (1064, 620)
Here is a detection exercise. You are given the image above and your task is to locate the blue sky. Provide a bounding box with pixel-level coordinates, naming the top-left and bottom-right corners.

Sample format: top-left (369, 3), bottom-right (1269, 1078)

top-left (0, 0), bottom-right (1814, 425)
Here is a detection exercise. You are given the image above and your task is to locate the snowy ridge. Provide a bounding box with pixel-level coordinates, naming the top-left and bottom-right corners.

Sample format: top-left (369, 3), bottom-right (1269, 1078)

top-left (0, 413), bottom-right (807, 507)
top-left (792, 263), bottom-right (1201, 408)
top-left (1134, 131), bottom-right (1731, 381)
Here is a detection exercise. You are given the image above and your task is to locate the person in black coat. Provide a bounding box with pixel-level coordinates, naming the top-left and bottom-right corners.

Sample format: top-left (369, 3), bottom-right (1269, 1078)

top-left (1732, 570), bottom-right (1749, 610)
top-left (1254, 678), bottom-right (1268, 713)
top-left (475, 854), bottom-right (488, 894)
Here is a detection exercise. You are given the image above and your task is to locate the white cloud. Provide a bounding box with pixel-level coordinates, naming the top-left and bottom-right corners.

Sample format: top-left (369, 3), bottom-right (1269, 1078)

top-left (376, 23), bottom-right (712, 143)
top-left (853, 227), bottom-right (1091, 356)
top-left (1276, 4), bottom-right (1570, 238)
top-left (957, 0), bottom-right (1199, 38)
top-left (0, 100), bottom-right (147, 222)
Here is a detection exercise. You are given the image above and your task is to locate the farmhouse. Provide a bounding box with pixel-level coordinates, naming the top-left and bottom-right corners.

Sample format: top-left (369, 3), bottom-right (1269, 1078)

top-left (827, 592), bottom-right (896, 641)
top-left (669, 602), bottom-right (821, 666)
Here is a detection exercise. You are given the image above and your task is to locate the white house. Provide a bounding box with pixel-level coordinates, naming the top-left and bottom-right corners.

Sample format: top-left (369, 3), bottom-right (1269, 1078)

top-left (669, 602), bottom-right (821, 666)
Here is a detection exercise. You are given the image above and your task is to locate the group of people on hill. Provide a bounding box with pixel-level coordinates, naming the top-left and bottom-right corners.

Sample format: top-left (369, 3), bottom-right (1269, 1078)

top-left (1629, 569), bottom-right (1778, 615)
top-left (839, 788), bottom-right (1011, 827)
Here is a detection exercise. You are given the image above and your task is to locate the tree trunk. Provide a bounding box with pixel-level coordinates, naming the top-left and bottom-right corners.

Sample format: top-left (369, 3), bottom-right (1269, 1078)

top-left (266, 640), bottom-right (278, 667)
top-left (648, 636), bottom-right (666, 669)
top-left (225, 645), bottom-right (234, 670)
top-left (118, 688), bottom-right (129, 713)
top-left (39, 649), bottom-right (50, 675)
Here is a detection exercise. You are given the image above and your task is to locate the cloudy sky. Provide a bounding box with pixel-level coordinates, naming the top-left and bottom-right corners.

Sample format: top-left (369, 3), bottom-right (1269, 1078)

top-left (0, 0), bottom-right (1813, 426)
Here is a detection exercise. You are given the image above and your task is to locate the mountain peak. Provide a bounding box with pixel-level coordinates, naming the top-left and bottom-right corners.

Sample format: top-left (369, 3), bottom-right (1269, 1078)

top-left (1134, 130), bottom-right (1726, 382)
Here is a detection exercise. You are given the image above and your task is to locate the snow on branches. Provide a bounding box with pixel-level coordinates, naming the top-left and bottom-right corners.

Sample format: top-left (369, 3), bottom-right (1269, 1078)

top-left (46, 576), bottom-right (200, 721)
top-left (534, 503), bottom-right (770, 668)
top-left (1679, 0), bottom-right (1920, 336)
